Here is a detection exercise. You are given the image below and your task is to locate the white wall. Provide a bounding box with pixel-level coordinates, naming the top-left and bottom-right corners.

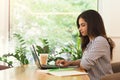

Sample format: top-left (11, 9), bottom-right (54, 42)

top-left (0, 0), bottom-right (9, 56)
top-left (99, 0), bottom-right (120, 62)
top-left (99, 0), bottom-right (120, 37)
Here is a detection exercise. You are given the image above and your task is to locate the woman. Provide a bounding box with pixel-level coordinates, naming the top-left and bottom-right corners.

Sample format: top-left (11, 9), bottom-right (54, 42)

top-left (56, 10), bottom-right (115, 80)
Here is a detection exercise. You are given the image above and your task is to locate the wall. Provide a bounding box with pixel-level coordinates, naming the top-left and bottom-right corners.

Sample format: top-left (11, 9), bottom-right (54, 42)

top-left (99, 0), bottom-right (120, 62)
top-left (112, 37), bottom-right (120, 62)
top-left (0, 0), bottom-right (9, 56)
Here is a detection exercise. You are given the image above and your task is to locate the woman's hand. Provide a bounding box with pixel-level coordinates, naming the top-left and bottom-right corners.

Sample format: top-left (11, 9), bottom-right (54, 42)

top-left (55, 60), bottom-right (70, 67)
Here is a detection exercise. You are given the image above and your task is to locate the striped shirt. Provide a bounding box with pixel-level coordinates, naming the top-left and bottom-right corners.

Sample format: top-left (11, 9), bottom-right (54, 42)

top-left (80, 36), bottom-right (113, 80)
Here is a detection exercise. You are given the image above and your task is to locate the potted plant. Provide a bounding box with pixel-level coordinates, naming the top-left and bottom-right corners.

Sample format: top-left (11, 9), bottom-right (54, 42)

top-left (35, 38), bottom-right (50, 65)
top-left (35, 38), bottom-right (64, 65)
top-left (0, 33), bottom-right (29, 67)
top-left (36, 38), bottom-right (49, 55)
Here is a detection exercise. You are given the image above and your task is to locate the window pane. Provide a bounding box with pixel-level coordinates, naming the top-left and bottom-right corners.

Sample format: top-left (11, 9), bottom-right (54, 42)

top-left (10, 0), bottom-right (97, 49)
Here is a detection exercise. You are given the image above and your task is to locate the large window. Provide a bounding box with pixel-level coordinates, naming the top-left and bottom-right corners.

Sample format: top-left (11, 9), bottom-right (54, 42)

top-left (10, 0), bottom-right (97, 49)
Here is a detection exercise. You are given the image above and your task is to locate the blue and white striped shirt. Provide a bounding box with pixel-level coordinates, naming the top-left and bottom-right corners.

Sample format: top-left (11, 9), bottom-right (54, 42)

top-left (80, 36), bottom-right (113, 80)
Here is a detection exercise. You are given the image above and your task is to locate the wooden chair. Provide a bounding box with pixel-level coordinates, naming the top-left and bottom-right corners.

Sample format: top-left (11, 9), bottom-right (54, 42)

top-left (111, 62), bottom-right (120, 73)
top-left (100, 62), bottom-right (120, 80)
top-left (100, 73), bottom-right (120, 80)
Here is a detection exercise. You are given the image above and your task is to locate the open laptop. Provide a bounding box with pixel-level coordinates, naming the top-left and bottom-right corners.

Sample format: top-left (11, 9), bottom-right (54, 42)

top-left (30, 45), bottom-right (65, 69)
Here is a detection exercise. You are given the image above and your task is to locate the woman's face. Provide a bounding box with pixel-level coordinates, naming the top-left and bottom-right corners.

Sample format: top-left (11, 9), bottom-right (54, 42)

top-left (78, 18), bottom-right (88, 36)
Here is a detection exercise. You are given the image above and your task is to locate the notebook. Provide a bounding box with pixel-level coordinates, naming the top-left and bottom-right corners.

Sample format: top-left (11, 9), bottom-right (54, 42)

top-left (31, 45), bottom-right (65, 69)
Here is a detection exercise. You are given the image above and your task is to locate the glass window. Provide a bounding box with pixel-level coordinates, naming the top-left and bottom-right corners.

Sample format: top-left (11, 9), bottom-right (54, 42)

top-left (10, 0), bottom-right (98, 49)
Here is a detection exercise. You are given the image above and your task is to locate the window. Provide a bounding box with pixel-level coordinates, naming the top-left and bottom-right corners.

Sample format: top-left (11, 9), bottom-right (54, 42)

top-left (10, 0), bottom-right (98, 50)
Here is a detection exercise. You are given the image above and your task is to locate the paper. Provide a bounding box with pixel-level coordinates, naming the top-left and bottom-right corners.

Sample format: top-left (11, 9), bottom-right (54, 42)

top-left (36, 68), bottom-right (73, 73)
top-left (48, 68), bottom-right (74, 72)
top-left (37, 69), bottom-right (49, 73)
top-left (48, 70), bottom-right (88, 76)
top-left (37, 68), bottom-right (88, 76)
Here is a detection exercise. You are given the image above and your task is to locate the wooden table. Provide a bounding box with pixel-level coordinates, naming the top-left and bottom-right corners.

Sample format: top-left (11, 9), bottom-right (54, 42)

top-left (0, 65), bottom-right (90, 80)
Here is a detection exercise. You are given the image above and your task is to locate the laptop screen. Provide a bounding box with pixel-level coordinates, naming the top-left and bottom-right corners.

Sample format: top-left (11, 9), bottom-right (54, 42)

top-left (30, 45), bottom-right (41, 68)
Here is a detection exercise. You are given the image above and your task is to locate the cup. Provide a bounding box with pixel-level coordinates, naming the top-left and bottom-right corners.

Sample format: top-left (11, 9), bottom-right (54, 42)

top-left (39, 54), bottom-right (48, 65)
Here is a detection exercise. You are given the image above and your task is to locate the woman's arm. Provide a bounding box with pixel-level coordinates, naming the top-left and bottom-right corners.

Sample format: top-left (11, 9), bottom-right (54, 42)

top-left (56, 59), bottom-right (81, 67)
top-left (68, 59), bottom-right (80, 66)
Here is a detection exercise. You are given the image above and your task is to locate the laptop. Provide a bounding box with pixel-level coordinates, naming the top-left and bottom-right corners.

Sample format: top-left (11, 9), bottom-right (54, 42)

top-left (30, 45), bottom-right (64, 69)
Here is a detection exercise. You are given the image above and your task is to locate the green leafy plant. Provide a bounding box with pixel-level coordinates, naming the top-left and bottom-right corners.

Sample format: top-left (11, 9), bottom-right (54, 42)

top-left (0, 54), bottom-right (13, 67)
top-left (59, 34), bottom-right (82, 60)
top-left (0, 33), bottom-right (29, 67)
top-left (35, 38), bottom-right (64, 64)
top-left (13, 33), bottom-right (29, 65)
top-left (36, 38), bottom-right (49, 55)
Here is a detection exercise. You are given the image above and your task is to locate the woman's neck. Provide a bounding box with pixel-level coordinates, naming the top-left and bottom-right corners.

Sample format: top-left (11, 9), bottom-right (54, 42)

top-left (89, 36), bottom-right (94, 41)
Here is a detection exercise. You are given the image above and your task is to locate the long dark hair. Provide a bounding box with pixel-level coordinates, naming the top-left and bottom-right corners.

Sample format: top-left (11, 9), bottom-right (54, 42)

top-left (76, 10), bottom-right (115, 59)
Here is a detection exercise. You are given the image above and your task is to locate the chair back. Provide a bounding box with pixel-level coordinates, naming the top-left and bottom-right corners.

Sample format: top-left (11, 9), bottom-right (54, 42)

top-left (111, 62), bottom-right (120, 73)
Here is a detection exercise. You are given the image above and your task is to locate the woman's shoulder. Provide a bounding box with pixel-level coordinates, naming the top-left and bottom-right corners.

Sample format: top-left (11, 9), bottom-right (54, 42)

top-left (94, 36), bottom-right (108, 43)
